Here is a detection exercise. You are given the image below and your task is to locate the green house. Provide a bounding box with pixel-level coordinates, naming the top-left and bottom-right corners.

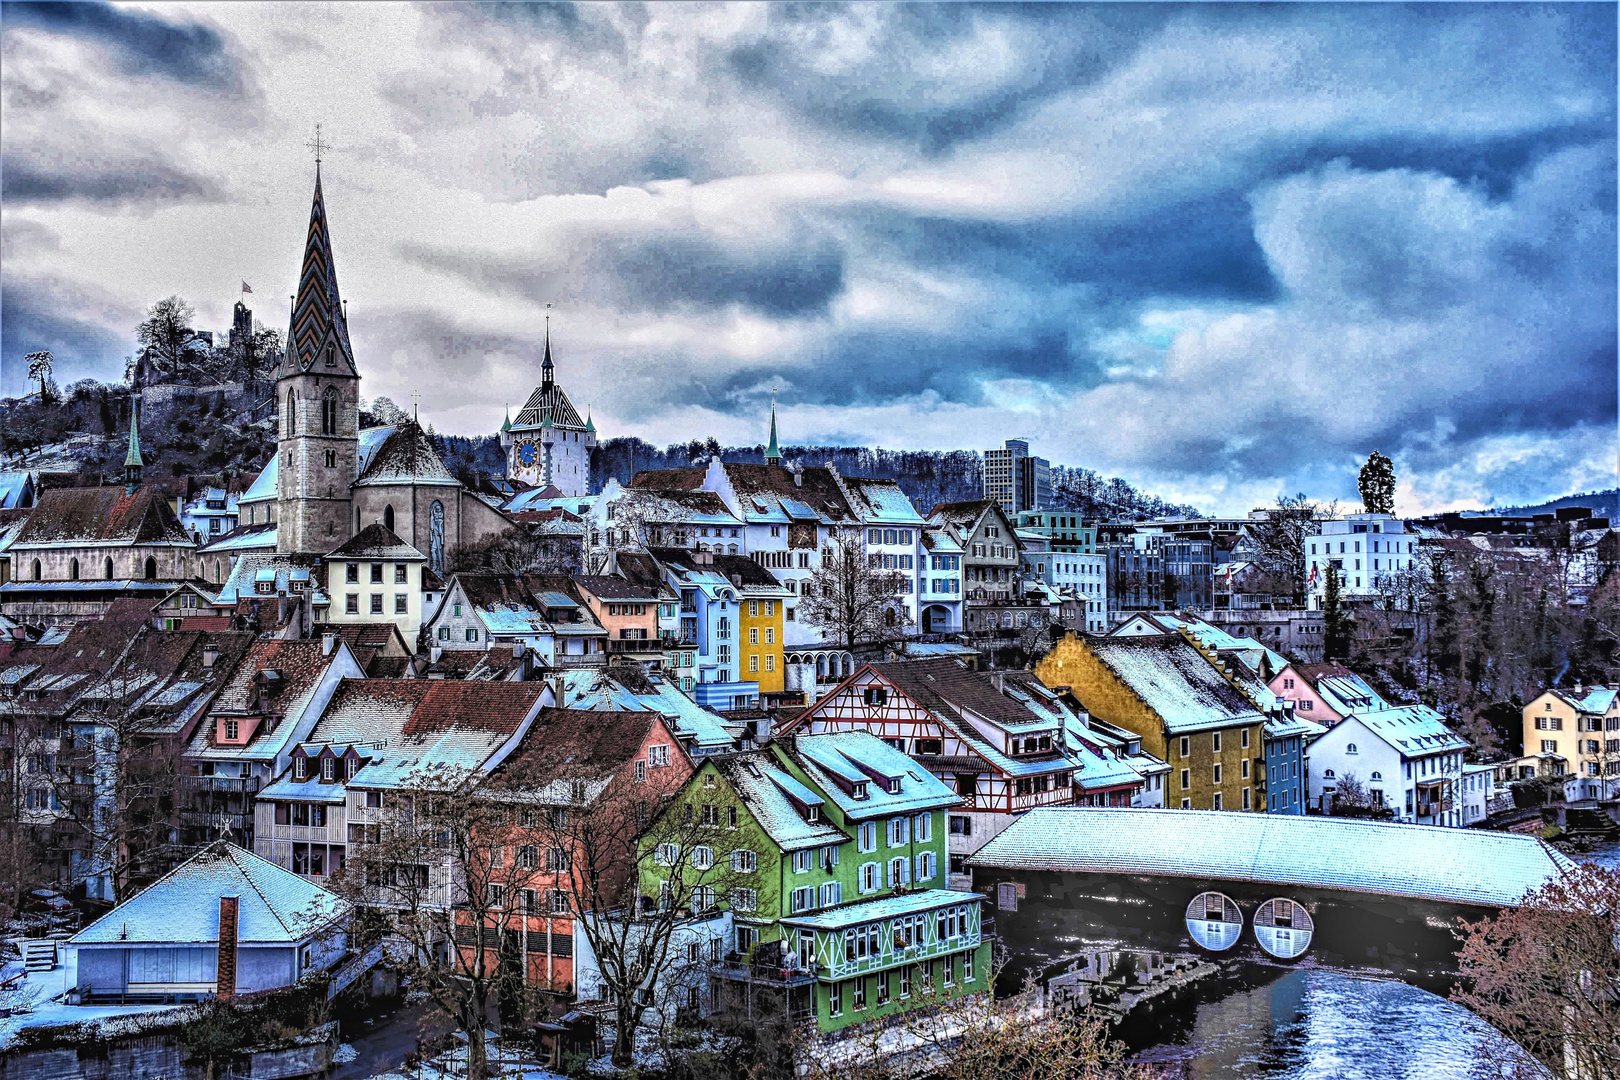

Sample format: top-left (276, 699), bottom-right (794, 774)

top-left (643, 730), bottom-right (991, 1034)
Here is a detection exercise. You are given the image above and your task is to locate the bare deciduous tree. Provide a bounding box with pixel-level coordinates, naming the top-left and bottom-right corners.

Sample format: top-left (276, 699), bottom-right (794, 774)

top-left (335, 764), bottom-right (552, 1080)
top-left (1453, 862), bottom-right (1620, 1080)
top-left (798, 530), bottom-right (914, 652)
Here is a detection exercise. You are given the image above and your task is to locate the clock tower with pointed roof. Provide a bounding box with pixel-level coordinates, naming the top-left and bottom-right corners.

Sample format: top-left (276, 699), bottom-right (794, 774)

top-left (500, 315), bottom-right (595, 495)
top-left (276, 164), bottom-right (361, 554)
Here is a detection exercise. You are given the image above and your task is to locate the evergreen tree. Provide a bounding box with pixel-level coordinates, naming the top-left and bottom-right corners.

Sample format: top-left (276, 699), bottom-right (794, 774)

top-left (1358, 450), bottom-right (1396, 514)
top-left (1322, 560), bottom-right (1348, 660)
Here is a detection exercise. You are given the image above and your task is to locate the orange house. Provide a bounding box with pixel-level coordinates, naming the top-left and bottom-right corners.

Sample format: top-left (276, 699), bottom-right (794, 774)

top-left (471, 707), bottom-right (694, 994)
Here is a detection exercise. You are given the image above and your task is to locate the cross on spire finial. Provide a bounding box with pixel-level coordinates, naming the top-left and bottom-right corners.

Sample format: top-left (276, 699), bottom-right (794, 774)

top-left (411, 390), bottom-right (421, 424)
top-left (305, 123), bottom-right (331, 169)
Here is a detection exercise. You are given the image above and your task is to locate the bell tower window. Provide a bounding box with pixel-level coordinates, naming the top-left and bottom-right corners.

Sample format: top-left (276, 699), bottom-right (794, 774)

top-left (322, 386), bottom-right (339, 435)
top-left (285, 389), bottom-right (298, 436)
top-left (326, 343), bottom-right (335, 367)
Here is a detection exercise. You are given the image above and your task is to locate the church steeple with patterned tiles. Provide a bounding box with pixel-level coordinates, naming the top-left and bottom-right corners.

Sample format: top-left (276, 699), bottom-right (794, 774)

top-left (277, 157), bottom-right (360, 554)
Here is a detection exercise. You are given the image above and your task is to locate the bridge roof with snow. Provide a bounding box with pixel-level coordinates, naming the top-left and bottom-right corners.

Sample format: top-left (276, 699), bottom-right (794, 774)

top-left (968, 807), bottom-right (1575, 908)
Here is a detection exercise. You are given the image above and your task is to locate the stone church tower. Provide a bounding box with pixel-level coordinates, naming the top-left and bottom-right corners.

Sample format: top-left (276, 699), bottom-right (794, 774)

top-left (276, 165), bottom-right (361, 554)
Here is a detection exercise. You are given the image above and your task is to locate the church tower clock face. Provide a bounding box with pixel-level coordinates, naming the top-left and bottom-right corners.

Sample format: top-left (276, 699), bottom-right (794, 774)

top-left (516, 440), bottom-right (538, 468)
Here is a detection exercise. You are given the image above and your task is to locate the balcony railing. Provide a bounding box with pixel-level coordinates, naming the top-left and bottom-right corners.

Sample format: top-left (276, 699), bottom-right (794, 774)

top-left (608, 639), bottom-right (662, 654)
top-left (708, 959), bottom-right (818, 988)
top-left (660, 630), bottom-right (698, 646)
top-left (552, 654), bottom-right (608, 669)
top-left (180, 775), bottom-right (261, 795)
top-left (820, 931), bottom-right (982, 982)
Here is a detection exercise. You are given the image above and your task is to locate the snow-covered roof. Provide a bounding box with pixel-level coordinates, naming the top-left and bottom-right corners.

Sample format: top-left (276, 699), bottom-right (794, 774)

top-left (1552, 686), bottom-right (1618, 714)
top-left (1265, 714), bottom-right (1328, 740)
top-left (788, 731), bottom-right (959, 821)
top-left (711, 752), bottom-right (847, 852)
top-left (354, 421), bottom-right (457, 486)
top-left (1315, 673), bottom-right (1389, 714)
top-left (71, 842), bottom-right (347, 946)
top-left (554, 668), bottom-right (734, 749)
top-left (843, 478), bottom-right (924, 525)
top-left (0, 471), bottom-right (32, 510)
top-left (1084, 635), bottom-right (1267, 734)
top-left (968, 807), bottom-right (1574, 909)
top-left (198, 521), bottom-right (278, 554)
top-left (239, 459), bottom-right (278, 504)
top-left (215, 553), bottom-right (328, 607)
top-left (780, 888), bottom-right (977, 931)
top-left (1345, 705), bottom-right (1470, 757)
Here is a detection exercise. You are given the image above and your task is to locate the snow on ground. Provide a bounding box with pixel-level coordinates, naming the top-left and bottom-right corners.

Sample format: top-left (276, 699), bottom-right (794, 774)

top-left (0, 948), bottom-right (194, 1049)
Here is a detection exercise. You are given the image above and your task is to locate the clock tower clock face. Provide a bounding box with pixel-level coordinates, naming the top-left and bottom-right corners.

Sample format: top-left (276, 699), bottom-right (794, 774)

top-left (517, 440), bottom-right (538, 468)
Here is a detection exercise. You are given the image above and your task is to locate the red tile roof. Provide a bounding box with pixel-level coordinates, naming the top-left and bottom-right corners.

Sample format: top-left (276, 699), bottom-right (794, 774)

top-left (401, 681), bottom-right (547, 736)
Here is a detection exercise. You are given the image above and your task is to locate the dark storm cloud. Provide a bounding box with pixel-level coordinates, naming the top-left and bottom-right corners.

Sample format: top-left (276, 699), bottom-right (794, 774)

top-left (401, 225), bottom-right (846, 319)
top-left (726, 4), bottom-right (1173, 154)
top-left (2, 1), bottom-right (246, 90)
top-left (0, 277), bottom-right (130, 394)
top-left (1, 154), bottom-right (221, 205)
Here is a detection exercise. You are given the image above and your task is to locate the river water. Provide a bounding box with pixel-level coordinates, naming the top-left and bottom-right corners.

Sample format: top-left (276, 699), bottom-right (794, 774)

top-left (1127, 840), bottom-right (1617, 1078)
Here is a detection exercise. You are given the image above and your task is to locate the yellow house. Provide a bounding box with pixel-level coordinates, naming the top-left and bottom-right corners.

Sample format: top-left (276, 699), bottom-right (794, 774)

top-left (739, 590), bottom-right (788, 695)
top-left (1521, 686), bottom-right (1619, 798)
top-left (1037, 632), bottom-right (1268, 812)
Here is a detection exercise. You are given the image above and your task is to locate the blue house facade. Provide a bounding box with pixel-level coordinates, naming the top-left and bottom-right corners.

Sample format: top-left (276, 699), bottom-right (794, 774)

top-left (1264, 714), bottom-right (1325, 814)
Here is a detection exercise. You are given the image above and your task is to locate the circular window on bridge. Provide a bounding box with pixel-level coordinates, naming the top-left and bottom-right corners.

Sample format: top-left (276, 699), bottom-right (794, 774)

top-left (1253, 898), bottom-right (1315, 960)
top-left (1184, 891), bottom-right (1243, 952)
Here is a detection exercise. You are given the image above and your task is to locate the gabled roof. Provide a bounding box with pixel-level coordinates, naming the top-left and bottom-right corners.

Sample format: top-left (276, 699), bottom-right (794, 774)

top-left (571, 575), bottom-right (658, 602)
top-left (239, 463), bottom-right (277, 504)
top-left (863, 658), bottom-right (1056, 730)
top-left (710, 751), bottom-right (847, 852)
top-left (293, 677), bottom-right (431, 749)
top-left (717, 463), bottom-right (857, 523)
top-left (1342, 705), bottom-right (1470, 757)
top-left (71, 842), bottom-right (347, 946)
top-left (784, 731), bottom-right (958, 820)
top-left (12, 485), bottom-right (192, 547)
top-left (1550, 686), bottom-right (1618, 714)
top-left (198, 520), bottom-right (278, 554)
top-left (214, 552), bottom-right (325, 606)
top-left (354, 419), bottom-right (458, 486)
top-left (612, 552), bottom-right (676, 598)
top-left (843, 477), bottom-right (924, 524)
top-left (928, 499), bottom-right (998, 526)
top-left (554, 667), bottom-right (734, 749)
top-left (206, 637), bottom-right (340, 727)
top-left (329, 523), bottom-right (425, 561)
top-left (488, 706), bottom-right (660, 792)
top-left (1084, 634), bottom-right (1268, 734)
top-left (348, 681), bottom-right (546, 788)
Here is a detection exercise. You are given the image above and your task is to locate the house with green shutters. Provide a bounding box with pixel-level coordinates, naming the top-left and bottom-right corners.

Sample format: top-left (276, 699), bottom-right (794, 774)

top-left (642, 730), bottom-right (991, 1035)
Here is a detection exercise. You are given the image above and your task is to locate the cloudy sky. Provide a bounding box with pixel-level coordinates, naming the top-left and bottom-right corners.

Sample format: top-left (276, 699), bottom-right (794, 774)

top-left (2, 2), bottom-right (1615, 514)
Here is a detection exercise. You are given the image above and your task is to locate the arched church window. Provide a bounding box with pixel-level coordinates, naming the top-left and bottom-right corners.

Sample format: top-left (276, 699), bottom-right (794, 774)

top-left (326, 343), bottom-right (335, 367)
top-left (144, 557), bottom-right (157, 580)
top-left (69, 558), bottom-right (79, 581)
top-left (322, 387), bottom-right (339, 435)
top-left (384, 505), bottom-right (395, 533)
top-left (104, 558), bottom-right (114, 580)
top-left (285, 389), bottom-right (298, 436)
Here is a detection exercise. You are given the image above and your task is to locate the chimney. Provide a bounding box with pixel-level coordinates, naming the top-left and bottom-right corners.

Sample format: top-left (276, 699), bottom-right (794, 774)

top-left (217, 894), bottom-right (239, 1001)
top-left (277, 590), bottom-right (288, 629)
top-left (322, 632), bottom-right (337, 657)
top-left (794, 467), bottom-right (803, 488)
top-left (512, 639), bottom-right (525, 658)
top-left (430, 646), bottom-right (443, 663)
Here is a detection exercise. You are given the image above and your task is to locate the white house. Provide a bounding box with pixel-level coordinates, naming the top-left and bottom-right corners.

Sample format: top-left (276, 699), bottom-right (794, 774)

top-left (179, 486), bottom-right (240, 543)
top-left (68, 842), bottom-right (348, 1001)
top-left (1460, 762), bottom-right (1496, 825)
top-left (1306, 513), bottom-right (1417, 609)
top-left (1307, 704), bottom-right (1470, 826)
top-left (1023, 550), bottom-right (1108, 633)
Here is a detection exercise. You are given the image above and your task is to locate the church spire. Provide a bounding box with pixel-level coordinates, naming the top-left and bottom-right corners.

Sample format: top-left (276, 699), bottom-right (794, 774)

top-left (765, 389), bottom-right (781, 465)
top-left (284, 158), bottom-right (356, 378)
top-left (500, 405), bottom-right (512, 434)
top-left (124, 396), bottom-right (144, 495)
top-left (541, 307), bottom-right (554, 389)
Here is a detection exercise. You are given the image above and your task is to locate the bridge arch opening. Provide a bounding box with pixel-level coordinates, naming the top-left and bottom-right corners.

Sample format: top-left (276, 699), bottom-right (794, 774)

top-left (1185, 891), bottom-right (1243, 952)
top-left (1254, 898), bottom-right (1315, 959)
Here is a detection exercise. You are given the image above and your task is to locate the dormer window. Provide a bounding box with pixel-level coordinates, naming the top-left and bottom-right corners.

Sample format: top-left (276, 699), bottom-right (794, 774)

top-left (806, 804), bottom-right (821, 823)
top-left (852, 781), bottom-right (868, 801)
top-left (322, 756), bottom-right (335, 781)
top-left (294, 756), bottom-right (307, 781)
top-left (886, 778), bottom-right (902, 795)
top-left (346, 757), bottom-right (359, 781)
top-left (224, 719), bottom-right (239, 741)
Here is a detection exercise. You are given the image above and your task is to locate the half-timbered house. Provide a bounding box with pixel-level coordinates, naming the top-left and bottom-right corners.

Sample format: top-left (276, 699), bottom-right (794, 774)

top-left (784, 658), bottom-right (1156, 879)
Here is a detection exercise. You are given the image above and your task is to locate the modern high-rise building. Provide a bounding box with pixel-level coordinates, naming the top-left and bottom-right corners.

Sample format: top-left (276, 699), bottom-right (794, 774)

top-left (983, 438), bottom-right (1050, 515)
